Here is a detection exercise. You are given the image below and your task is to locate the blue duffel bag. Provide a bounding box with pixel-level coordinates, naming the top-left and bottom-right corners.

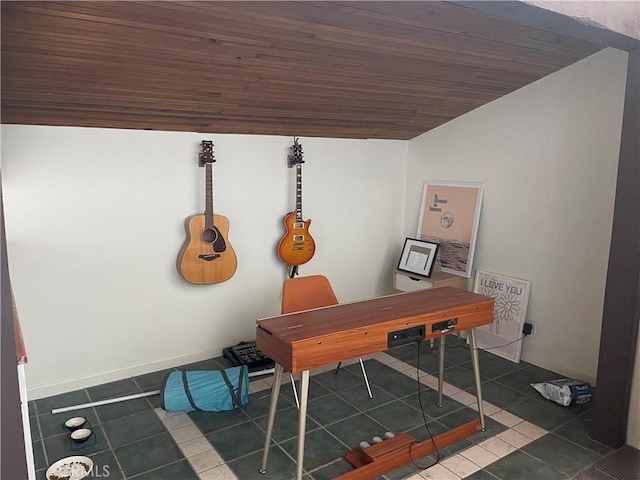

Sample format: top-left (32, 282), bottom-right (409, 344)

top-left (160, 366), bottom-right (249, 412)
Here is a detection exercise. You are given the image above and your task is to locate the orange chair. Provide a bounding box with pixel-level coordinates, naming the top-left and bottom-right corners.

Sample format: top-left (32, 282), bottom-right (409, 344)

top-left (281, 275), bottom-right (373, 406)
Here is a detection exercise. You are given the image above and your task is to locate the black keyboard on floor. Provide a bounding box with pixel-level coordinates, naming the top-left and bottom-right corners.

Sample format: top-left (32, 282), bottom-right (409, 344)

top-left (223, 341), bottom-right (274, 371)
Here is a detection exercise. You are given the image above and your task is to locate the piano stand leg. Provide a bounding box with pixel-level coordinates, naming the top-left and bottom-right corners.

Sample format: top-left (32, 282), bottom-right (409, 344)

top-left (260, 363), bottom-right (284, 474)
top-left (358, 357), bottom-right (373, 399)
top-left (290, 373), bottom-right (300, 409)
top-left (437, 335), bottom-right (446, 407)
top-left (296, 370), bottom-right (310, 480)
top-left (468, 328), bottom-right (486, 431)
top-left (335, 359), bottom-right (373, 400)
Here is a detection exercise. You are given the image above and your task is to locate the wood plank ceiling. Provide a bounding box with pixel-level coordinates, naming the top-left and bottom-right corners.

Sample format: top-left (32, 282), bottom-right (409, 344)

top-left (0, 1), bottom-right (634, 140)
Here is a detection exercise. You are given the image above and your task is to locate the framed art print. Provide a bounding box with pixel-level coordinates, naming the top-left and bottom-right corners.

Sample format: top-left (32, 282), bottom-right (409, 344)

top-left (397, 238), bottom-right (440, 278)
top-left (473, 270), bottom-right (531, 363)
top-left (417, 181), bottom-right (483, 278)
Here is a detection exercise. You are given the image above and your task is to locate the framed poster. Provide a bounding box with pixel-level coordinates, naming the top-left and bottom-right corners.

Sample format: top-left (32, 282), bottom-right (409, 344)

top-left (473, 270), bottom-right (531, 363)
top-left (417, 181), bottom-right (483, 278)
top-left (397, 238), bottom-right (440, 278)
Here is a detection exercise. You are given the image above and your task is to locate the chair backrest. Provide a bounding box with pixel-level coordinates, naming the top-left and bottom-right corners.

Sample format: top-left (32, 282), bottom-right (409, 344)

top-left (281, 275), bottom-right (338, 314)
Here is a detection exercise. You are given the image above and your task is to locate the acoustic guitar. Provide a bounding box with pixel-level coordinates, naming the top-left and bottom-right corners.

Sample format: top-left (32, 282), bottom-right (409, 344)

top-left (277, 138), bottom-right (316, 267)
top-left (178, 140), bottom-right (237, 284)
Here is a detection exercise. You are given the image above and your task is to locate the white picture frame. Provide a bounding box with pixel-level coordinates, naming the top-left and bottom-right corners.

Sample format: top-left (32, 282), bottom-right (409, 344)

top-left (473, 270), bottom-right (531, 363)
top-left (397, 238), bottom-right (440, 278)
top-left (417, 181), bottom-right (483, 278)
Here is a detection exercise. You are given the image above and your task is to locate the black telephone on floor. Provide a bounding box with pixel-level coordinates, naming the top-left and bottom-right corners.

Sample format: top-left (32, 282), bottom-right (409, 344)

top-left (223, 341), bottom-right (274, 371)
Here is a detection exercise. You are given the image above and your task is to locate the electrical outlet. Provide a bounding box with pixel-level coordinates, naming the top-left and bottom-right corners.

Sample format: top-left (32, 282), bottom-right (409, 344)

top-left (523, 322), bottom-right (535, 337)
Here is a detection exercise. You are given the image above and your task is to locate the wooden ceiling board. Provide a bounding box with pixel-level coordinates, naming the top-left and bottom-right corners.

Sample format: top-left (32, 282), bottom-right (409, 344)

top-left (1, 1), bottom-right (629, 140)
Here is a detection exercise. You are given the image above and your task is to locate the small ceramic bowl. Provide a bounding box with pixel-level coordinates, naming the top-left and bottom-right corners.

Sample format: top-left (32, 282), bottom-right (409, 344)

top-left (70, 428), bottom-right (92, 443)
top-left (64, 417), bottom-right (86, 431)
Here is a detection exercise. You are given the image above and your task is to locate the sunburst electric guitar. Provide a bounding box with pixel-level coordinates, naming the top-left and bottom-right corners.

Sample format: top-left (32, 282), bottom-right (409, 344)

top-left (277, 138), bottom-right (316, 267)
top-left (178, 141), bottom-right (237, 284)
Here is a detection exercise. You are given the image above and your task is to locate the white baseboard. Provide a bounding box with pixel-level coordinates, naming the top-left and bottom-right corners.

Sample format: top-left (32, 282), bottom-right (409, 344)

top-left (521, 351), bottom-right (597, 386)
top-left (28, 345), bottom-right (599, 401)
top-left (19, 365), bottom-right (36, 479)
top-left (627, 425), bottom-right (640, 450)
top-left (26, 347), bottom-right (222, 401)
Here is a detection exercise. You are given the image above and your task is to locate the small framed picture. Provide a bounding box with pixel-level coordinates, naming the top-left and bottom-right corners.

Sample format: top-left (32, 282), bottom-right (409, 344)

top-left (397, 238), bottom-right (440, 278)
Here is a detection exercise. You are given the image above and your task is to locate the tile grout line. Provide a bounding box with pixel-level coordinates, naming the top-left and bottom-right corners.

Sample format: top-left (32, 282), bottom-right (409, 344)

top-left (92, 404), bottom-right (128, 480)
top-left (36, 351), bottom-right (600, 480)
top-left (94, 383), bottom-right (140, 480)
top-left (243, 352), bottom-right (550, 479)
top-left (151, 352), bottom-right (549, 480)
top-left (33, 410), bottom-right (48, 472)
top-left (154, 407), bottom-right (238, 480)
top-left (374, 351), bottom-right (549, 480)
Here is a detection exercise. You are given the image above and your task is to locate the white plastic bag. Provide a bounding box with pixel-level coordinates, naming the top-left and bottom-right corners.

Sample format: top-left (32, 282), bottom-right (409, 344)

top-left (531, 378), bottom-right (592, 406)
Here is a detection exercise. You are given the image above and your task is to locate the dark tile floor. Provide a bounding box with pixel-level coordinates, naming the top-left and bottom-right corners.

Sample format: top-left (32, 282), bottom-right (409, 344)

top-left (29, 336), bottom-right (622, 480)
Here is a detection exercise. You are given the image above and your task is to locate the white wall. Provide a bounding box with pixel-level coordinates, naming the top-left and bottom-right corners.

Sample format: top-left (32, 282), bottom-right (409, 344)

top-left (405, 48), bottom-right (628, 384)
top-left (1, 127), bottom-right (407, 399)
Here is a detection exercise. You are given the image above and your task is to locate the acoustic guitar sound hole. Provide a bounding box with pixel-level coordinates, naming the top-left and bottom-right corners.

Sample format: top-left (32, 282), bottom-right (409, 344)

top-left (201, 228), bottom-right (218, 244)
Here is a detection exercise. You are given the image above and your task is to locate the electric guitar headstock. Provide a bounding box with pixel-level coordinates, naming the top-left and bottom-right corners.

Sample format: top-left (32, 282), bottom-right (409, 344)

top-left (288, 137), bottom-right (304, 167)
top-left (199, 140), bottom-right (216, 166)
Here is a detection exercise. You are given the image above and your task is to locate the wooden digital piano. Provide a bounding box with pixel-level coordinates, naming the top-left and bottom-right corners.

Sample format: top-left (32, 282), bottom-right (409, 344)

top-left (256, 286), bottom-right (494, 480)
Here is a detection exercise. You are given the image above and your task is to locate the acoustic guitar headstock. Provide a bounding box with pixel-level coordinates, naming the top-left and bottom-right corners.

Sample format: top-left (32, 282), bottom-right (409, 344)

top-left (199, 140), bottom-right (216, 166)
top-left (288, 137), bottom-right (304, 166)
